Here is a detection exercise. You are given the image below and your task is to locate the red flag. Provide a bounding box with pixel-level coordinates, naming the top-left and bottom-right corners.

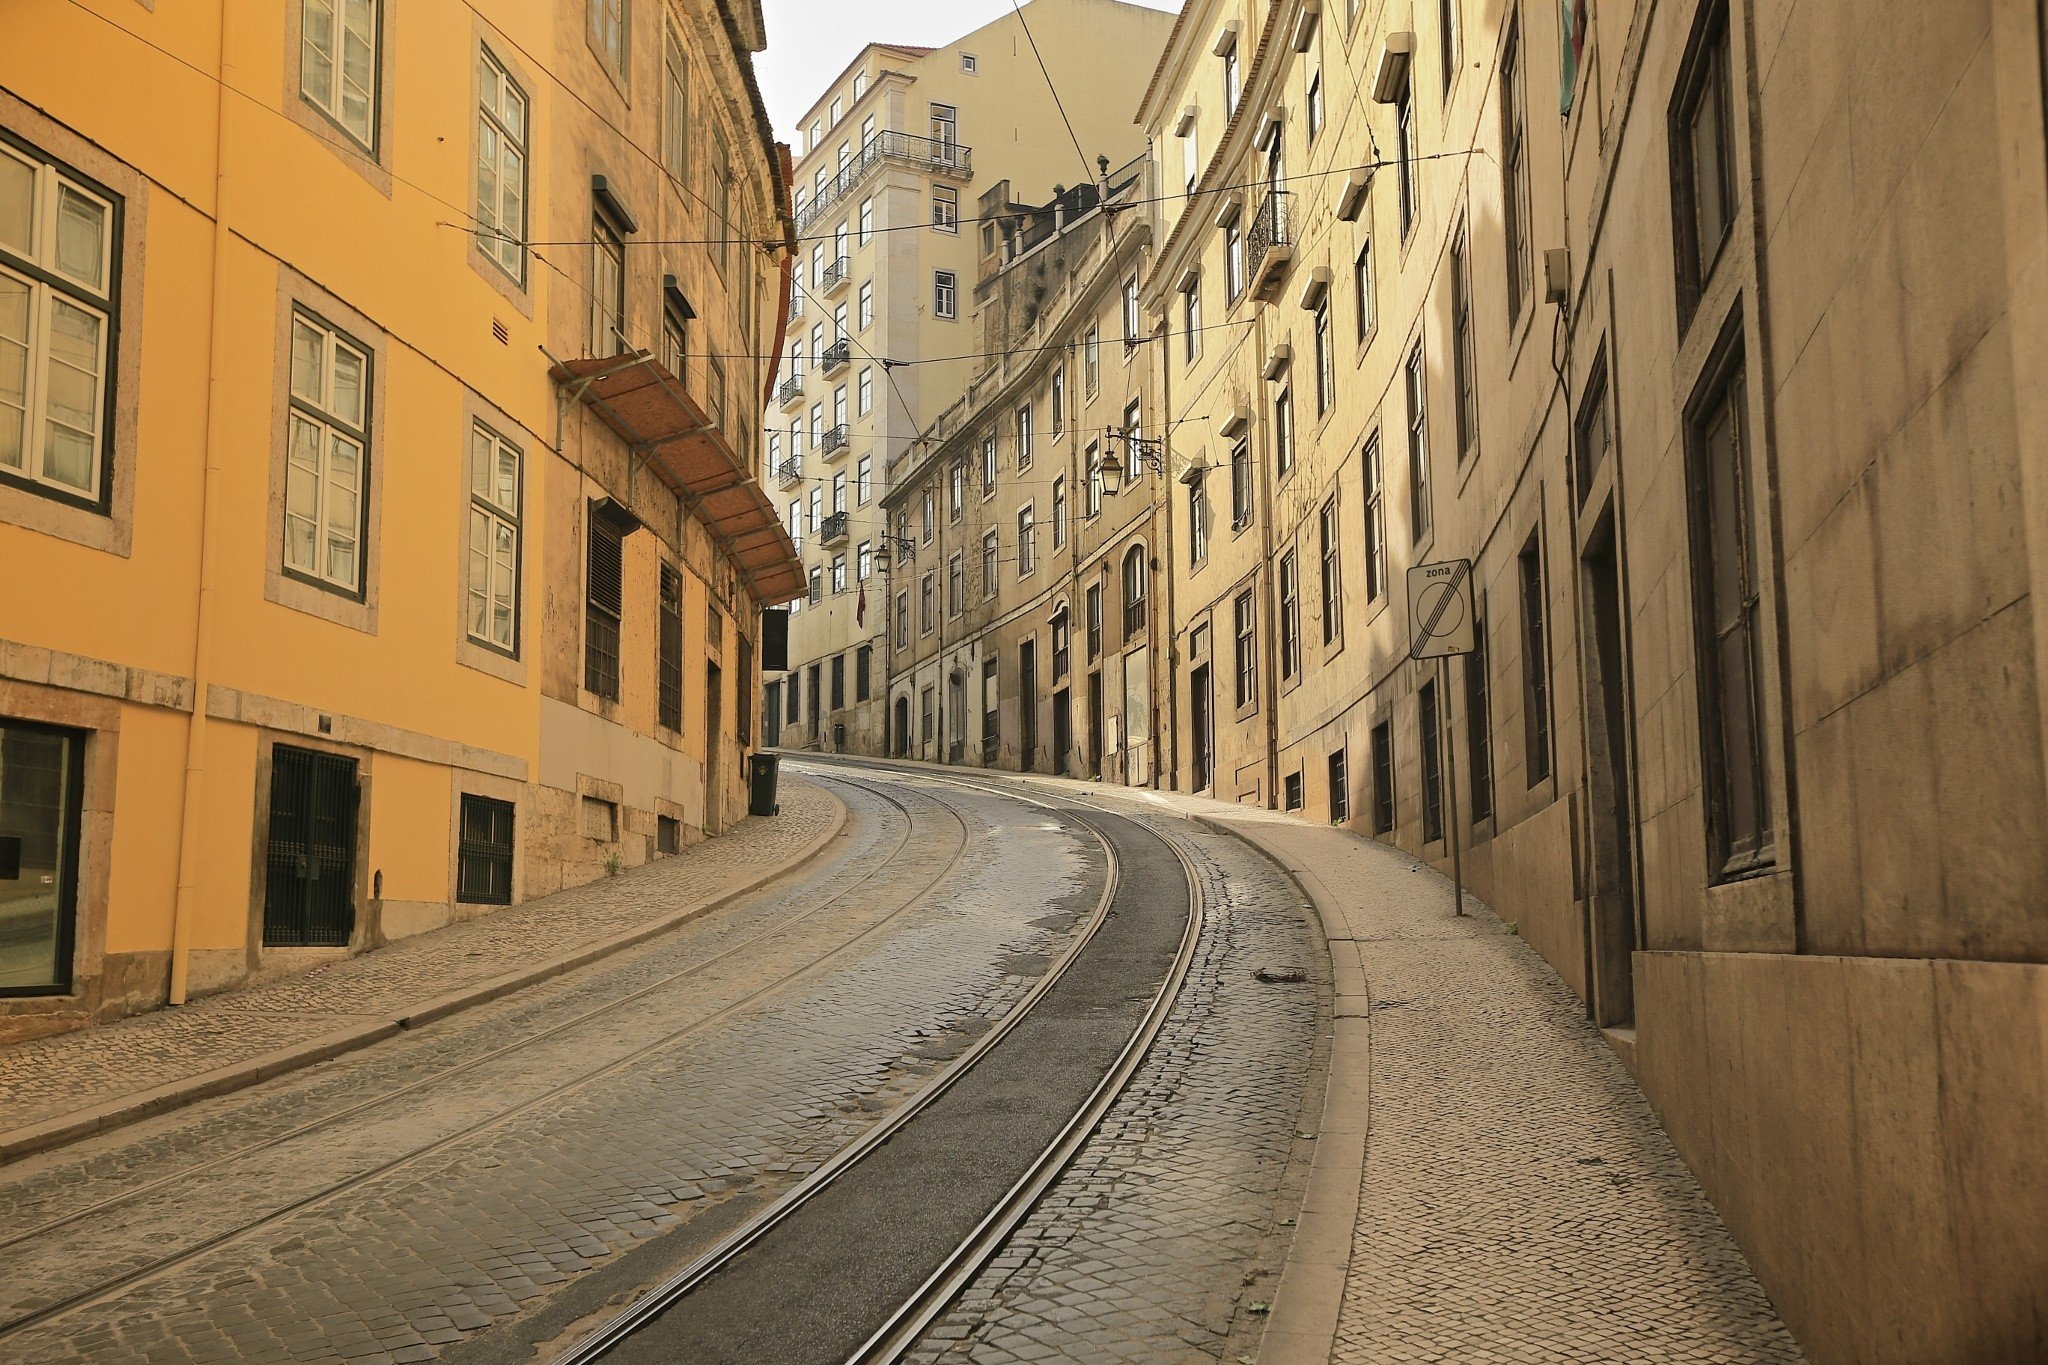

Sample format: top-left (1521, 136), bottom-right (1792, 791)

top-left (857, 581), bottom-right (867, 627)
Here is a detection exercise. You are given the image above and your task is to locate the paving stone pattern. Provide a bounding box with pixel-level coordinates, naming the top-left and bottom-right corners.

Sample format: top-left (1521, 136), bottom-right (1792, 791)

top-left (0, 774), bottom-right (1102, 1364)
top-left (0, 779), bottom-right (839, 1135)
top-left (1237, 816), bottom-right (1804, 1364)
top-left (909, 808), bottom-right (1322, 1365)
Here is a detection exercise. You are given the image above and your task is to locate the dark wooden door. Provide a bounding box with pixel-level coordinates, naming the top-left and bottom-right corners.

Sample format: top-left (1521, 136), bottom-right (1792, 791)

top-left (264, 746), bottom-right (360, 947)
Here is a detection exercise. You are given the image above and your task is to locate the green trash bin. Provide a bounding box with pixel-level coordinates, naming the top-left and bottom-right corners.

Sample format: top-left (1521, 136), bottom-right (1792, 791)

top-left (748, 752), bottom-right (780, 816)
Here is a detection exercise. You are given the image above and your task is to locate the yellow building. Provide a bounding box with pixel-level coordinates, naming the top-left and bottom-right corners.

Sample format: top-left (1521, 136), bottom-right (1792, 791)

top-left (0, 0), bottom-right (800, 1045)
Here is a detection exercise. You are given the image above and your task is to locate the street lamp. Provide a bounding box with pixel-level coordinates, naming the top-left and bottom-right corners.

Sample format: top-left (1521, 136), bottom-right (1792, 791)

top-left (871, 534), bottom-right (918, 574)
top-left (1097, 429), bottom-right (1167, 496)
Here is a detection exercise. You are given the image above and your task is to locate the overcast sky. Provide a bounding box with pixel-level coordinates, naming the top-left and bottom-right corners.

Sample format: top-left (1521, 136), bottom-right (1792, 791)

top-left (756, 0), bottom-right (1184, 140)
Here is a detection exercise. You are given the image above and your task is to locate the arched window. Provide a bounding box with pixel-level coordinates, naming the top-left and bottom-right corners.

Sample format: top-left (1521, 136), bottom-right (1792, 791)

top-left (1122, 545), bottom-right (1149, 640)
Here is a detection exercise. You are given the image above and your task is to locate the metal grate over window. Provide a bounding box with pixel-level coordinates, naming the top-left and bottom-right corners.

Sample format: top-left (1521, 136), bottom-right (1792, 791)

top-left (457, 794), bottom-right (514, 905)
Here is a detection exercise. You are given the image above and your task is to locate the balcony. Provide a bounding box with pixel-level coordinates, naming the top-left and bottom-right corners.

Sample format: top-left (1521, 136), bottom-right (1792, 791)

top-left (820, 424), bottom-right (850, 459)
top-left (777, 374), bottom-right (804, 410)
top-left (820, 511), bottom-right (849, 546)
top-left (1248, 189), bottom-right (1297, 299)
top-left (821, 339), bottom-right (852, 376)
top-left (788, 292), bottom-right (804, 321)
top-left (776, 457), bottom-right (804, 489)
top-left (795, 131), bottom-right (976, 234)
top-left (820, 257), bottom-right (852, 295)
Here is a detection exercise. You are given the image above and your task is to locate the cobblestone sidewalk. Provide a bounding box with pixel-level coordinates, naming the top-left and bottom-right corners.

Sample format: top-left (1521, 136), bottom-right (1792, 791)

top-left (0, 777), bottom-right (840, 1150)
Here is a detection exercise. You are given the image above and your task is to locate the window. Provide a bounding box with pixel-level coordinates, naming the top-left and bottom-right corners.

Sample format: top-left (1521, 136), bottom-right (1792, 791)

top-left (896, 591), bottom-right (909, 647)
top-left (1188, 473), bottom-right (1210, 566)
top-left (1689, 355), bottom-right (1771, 876)
top-left (1122, 401), bottom-right (1144, 464)
top-left (588, 0), bottom-right (628, 81)
top-left (1085, 446), bottom-right (1103, 518)
top-left (1577, 351), bottom-right (1611, 499)
top-left (931, 102), bottom-right (958, 149)
top-left (1016, 404), bottom-right (1034, 470)
top-left (831, 470), bottom-right (847, 515)
top-left (657, 814), bottom-right (681, 855)
top-left (1122, 544), bottom-right (1147, 639)
top-left (833, 302), bottom-right (849, 343)
top-left (858, 281), bottom-right (874, 329)
top-left (1518, 529), bottom-right (1552, 782)
top-left (920, 572), bottom-right (935, 633)
top-left (1354, 238), bottom-right (1376, 341)
top-left (1405, 342), bottom-right (1431, 540)
top-left (661, 29), bottom-right (688, 183)
top-left (1313, 294), bottom-right (1335, 416)
top-left (861, 114), bottom-right (877, 149)
top-left (857, 540), bottom-right (872, 581)
top-left (833, 384), bottom-right (848, 429)
top-left (1285, 770), bottom-right (1305, 811)
top-left (0, 141), bottom-right (118, 502)
top-left (981, 435), bottom-right (998, 495)
top-left (302, 0), bottom-right (382, 150)
top-left (1084, 326), bottom-right (1100, 392)
top-left (1420, 679), bottom-right (1444, 843)
top-left (1396, 86), bottom-right (1417, 238)
top-left (1183, 274), bottom-right (1202, 362)
top-left (858, 197), bottom-right (874, 245)
top-left (1086, 582), bottom-right (1103, 659)
top-left (962, 52), bottom-right (979, 73)
top-left (934, 270), bottom-right (957, 319)
top-left (0, 718), bottom-right (83, 993)
top-left (585, 503), bottom-right (625, 700)
top-left (711, 131), bottom-right (732, 275)
top-left (1439, 0), bottom-right (1462, 94)
top-left (1184, 125), bottom-right (1201, 197)
top-left (661, 301), bottom-right (687, 380)
top-left (853, 71), bottom-right (867, 101)
top-left (285, 311), bottom-right (371, 593)
top-left (1233, 590), bottom-right (1257, 710)
top-left (856, 454), bottom-right (873, 504)
top-left (1307, 70), bottom-right (1325, 140)
top-left (1370, 720), bottom-right (1395, 833)
top-left (1224, 216), bottom-right (1245, 302)
top-left (829, 96), bottom-right (843, 126)
top-left (1223, 41), bottom-right (1242, 114)
top-left (1230, 438), bottom-right (1253, 530)
top-left (1466, 602), bottom-right (1494, 823)
top-left (1363, 434), bottom-right (1387, 601)
top-left (658, 563), bottom-right (683, 729)
top-left (921, 487), bottom-right (935, 541)
top-left (1122, 274), bottom-right (1141, 347)
top-left (590, 211), bottom-right (626, 355)
top-left (456, 794), bottom-right (515, 905)
top-left (933, 185), bottom-right (959, 231)
top-left (830, 653), bottom-right (845, 708)
top-left (1501, 21), bottom-right (1531, 327)
top-left (1451, 228), bottom-right (1478, 460)
top-left (1051, 366), bottom-right (1066, 435)
top-left (1273, 383), bottom-right (1295, 478)
top-left (1673, 9), bottom-right (1736, 318)
top-left (811, 487), bottom-right (824, 534)
top-left (788, 500), bottom-right (803, 551)
top-left (948, 554), bottom-right (964, 617)
top-left (1052, 475), bottom-right (1069, 546)
top-left (856, 645), bottom-right (873, 701)
top-left (467, 423), bottom-right (522, 654)
top-left (1018, 504), bottom-right (1037, 576)
top-left (949, 458), bottom-right (965, 521)
top-left (1279, 551), bottom-right (1301, 679)
top-left (858, 367), bottom-right (874, 416)
top-left (476, 49), bottom-right (528, 282)
top-left (982, 530), bottom-right (999, 599)
top-left (1328, 749), bottom-right (1350, 823)
top-left (1319, 498), bottom-right (1342, 647)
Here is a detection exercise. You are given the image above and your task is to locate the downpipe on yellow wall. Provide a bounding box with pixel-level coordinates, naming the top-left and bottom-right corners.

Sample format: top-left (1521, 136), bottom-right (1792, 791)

top-left (169, 1), bottom-right (234, 1006)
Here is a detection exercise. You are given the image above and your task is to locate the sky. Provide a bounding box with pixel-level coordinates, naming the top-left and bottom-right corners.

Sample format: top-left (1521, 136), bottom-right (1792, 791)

top-left (756, 0), bottom-right (1184, 141)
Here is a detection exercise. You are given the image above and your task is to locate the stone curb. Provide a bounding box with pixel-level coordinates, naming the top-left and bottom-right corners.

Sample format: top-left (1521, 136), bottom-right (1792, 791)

top-left (1188, 811), bottom-right (1370, 1365)
top-left (0, 785), bottom-right (849, 1168)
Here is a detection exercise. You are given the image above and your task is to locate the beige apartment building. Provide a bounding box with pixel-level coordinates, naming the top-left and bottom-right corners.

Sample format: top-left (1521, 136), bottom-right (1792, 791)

top-left (1132, 0), bottom-right (2048, 1360)
top-left (882, 164), bottom-right (1163, 778)
top-left (761, 0), bottom-right (1176, 756)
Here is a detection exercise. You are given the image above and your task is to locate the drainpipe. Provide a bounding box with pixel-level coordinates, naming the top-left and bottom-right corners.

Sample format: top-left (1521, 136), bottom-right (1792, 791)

top-left (1153, 257), bottom-right (1178, 792)
top-left (169, 0), bottom-right (235, 1005)
top-left (1252, 306), bottom-right (1281, 808)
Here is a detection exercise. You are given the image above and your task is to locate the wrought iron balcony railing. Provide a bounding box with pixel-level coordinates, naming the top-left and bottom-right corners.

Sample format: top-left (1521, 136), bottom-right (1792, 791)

top-left (1247, 189), bottom-right (1297, 296)
top-left (819, 511), bottom-right (850, 545)
top-left (777, 374), bottom-right (804, 408)
top-left (821, 339), bottom-right (852, 375)
top-left (776, 457), bottom-right (804, 488)
top-left (795, 131), bottom-right (975, 234)
top-left (820, 257), bottom-right (851, 294)
top-left (788, 292), bottom-right (804, 321)
top-left (820, 424), bottom-right (850, 457)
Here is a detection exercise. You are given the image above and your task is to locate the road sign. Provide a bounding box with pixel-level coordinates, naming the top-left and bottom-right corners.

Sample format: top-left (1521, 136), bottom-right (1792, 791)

top-left (1408, 559), bottom-right (1476, 659)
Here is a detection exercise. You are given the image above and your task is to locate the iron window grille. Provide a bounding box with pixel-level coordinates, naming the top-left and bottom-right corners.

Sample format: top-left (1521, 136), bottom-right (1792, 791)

top-left (457, 794), bottom-right (515, 905)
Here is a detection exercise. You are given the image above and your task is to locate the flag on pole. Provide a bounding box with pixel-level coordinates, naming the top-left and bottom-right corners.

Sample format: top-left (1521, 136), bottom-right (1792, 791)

top-left (1560, 0), bottom-right (1589, 116)
top-left (857, 580), bottom-right (867, 627)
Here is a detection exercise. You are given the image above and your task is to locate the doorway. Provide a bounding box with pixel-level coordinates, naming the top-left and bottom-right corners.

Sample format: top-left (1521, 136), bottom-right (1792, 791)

top-left (1087, 672), bottom-right (1104, 778)
top-left (1189, 663), bottom-right (1214, 792)
top-left (0, 720), bottom-right (84, 993)
top-left (894, 696), bottom-right (911, 757)
top-left (1582, 508), bottom-right (1637, 1026)
top-left (705, 662), bottom-right (724, 833)
top-left (263, 746), bottom-right (360, 948)
top-left (1052, 688), bottom-right (1072, 776)
top-left (1019, 640), bottom-right (1038, 771)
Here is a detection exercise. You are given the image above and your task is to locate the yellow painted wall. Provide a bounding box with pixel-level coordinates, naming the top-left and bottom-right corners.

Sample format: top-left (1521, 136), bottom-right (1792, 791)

top-left (366, 754), bottom-right (456, 908)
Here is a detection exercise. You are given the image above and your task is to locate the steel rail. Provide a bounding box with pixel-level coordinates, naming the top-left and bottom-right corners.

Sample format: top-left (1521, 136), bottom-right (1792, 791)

top-left (0, 773), bottom-right (985, 1341)
top-left (549, 773), bottom-right (1126, 1364)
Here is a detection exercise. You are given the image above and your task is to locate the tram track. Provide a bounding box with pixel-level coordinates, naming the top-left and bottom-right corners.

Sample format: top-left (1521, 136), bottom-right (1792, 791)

top-left (554, 763), bottom-right (1204, 1365)
top-left (0, 771), bottom-right (1005, 1344)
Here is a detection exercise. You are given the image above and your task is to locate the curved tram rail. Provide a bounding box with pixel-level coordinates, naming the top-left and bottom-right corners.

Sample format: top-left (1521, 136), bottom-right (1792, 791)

top-left (554, 764), bottom-right (1206, 1365)
top-left (0, 772), bottom-right (976, 1343)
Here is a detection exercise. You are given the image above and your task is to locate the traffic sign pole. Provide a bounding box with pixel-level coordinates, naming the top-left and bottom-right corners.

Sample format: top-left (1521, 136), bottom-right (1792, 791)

top-left (1440, 655), bottom-right (1464, 917)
